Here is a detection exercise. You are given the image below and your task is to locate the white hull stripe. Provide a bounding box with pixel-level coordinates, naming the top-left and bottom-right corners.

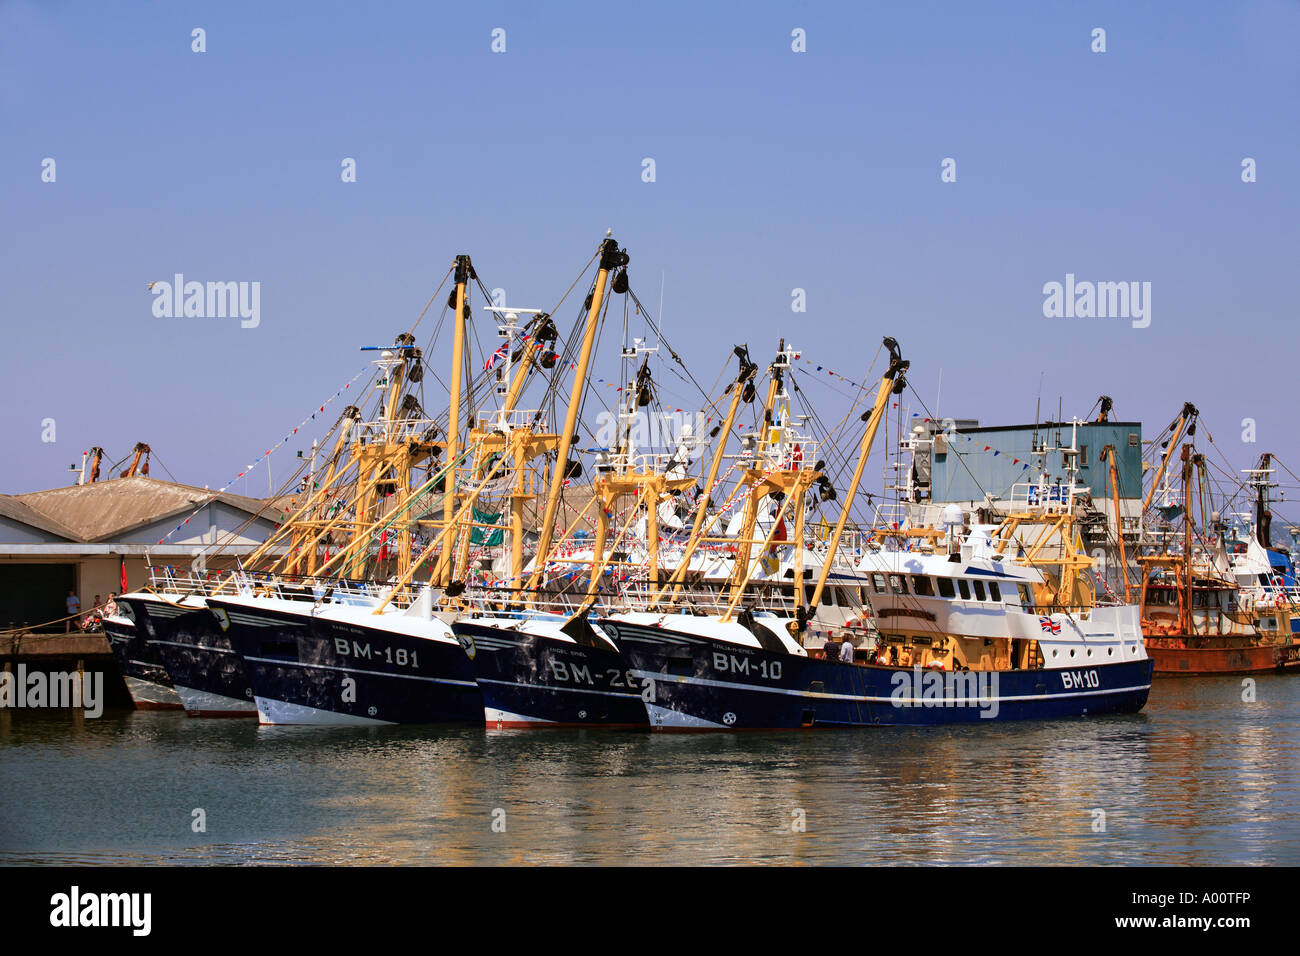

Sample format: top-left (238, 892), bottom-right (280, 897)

top-left (146, 639), bottom-right (238, 656)
top-left (227, 614), bottom-right (290, 628)
top-left (242, 655), bottom-right (477, 687)
top-left (629, 670), bottom-right (1151, 704)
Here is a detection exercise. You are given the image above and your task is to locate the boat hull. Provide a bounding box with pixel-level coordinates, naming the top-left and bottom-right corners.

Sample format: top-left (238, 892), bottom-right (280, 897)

top-left (209, 598), bottom-right (481, 725)
top-left (454, 621), bottom-right (649, 729)
top-left (603, 618), bottom-right (1154, 729)
top-left (1145, 638), bottom-right (1300, 676)
top-left (102, 617), bottom-right (183, 711)
top-left (123, 596), bottom-right (256, 717)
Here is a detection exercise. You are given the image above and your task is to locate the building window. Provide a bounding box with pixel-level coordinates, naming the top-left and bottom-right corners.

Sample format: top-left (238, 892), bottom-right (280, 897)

top-left (1079, 445), bottom-right (1089, 467)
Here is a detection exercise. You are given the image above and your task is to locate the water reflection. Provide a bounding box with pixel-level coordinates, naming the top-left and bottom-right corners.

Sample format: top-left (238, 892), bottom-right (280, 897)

top-left (1, 677), bottom-right (1297, 865)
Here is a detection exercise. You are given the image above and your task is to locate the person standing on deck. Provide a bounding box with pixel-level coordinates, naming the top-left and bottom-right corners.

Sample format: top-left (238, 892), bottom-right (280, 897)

top-left (839, 636), bottom-right (856, 663)
top-left (65, 590), bottom-right (80, 632)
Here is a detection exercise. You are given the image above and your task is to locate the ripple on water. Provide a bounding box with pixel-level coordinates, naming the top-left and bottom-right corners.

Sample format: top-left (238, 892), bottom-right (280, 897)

top-left (1, 676), bottom-right (1298, 865)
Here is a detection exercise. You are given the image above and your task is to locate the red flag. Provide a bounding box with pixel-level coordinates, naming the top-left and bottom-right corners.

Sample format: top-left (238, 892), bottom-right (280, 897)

top-left (119, 555), bottom-right (128, 592)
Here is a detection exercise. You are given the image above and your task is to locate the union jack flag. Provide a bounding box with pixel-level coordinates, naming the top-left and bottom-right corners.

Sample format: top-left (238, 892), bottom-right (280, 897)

top-left (1039, 616), bottom-right (1061, 635)
top-left (485, 341), bottom-right (509, 372)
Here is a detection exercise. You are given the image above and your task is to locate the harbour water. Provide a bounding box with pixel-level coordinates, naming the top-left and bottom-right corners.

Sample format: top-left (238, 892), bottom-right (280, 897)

top-left (2, 676), bottom-right (1297, 866)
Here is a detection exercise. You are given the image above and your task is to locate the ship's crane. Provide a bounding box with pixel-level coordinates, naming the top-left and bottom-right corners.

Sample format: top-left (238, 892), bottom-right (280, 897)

top-left (1141, 402), bottom-right (1198, 527)
top-left (87, 447), bottom-right (104, 483)
top-left (1096, 395), bottom-right (1113, 423)
top-left (120, 442), bottom-right (152, 478)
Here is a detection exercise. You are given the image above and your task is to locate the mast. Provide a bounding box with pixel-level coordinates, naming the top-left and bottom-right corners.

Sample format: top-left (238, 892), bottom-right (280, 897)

top-left (1142, 402), bottom-right (1198, 522)
top-left (348, 346), bottom-right (410, 579)
top-left (526, 235), bottom-right (628, 593)
top-left (434, 256), bottom-right (473, 587)
top-left (1254, 452), bottom-right (1274, 549)
top-left (1102, 444), bottom-right (1132, 602)
top-left (728, 341), bottom-right (789, 593)
top-left (1181, 443), bottom-right (1194, 636)
top-left (654, 346), bottom-right (757, 605)
top-left (804, 338), bottom-right (908, 619)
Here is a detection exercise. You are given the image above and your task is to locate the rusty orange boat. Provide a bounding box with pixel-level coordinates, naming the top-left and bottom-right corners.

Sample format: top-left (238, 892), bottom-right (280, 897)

top-left (1136, 446), bottom-right (1300, 676)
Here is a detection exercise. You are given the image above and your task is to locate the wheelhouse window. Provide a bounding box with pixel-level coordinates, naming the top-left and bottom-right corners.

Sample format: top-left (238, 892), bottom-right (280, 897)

top-left (957, 579), bottom-right (971, 600)
top-left (937, 577), bottom-right (955, 598)
top-left (871, 573), bottom-right (887, 594)
top-left (989, 581), bottom-right (1002, 602)
top-left (972, 580), bottom-right (987, 601)
top-left (912, 575), bottom-right (934, 597)
top-left (889, 574), bottom-right (908, 594)
top-left (1017, 583), bottom-right (1033, 608)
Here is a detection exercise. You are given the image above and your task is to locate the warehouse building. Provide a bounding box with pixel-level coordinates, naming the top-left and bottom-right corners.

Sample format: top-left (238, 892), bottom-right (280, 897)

top-left (0, 476), bottom-right (284, 631)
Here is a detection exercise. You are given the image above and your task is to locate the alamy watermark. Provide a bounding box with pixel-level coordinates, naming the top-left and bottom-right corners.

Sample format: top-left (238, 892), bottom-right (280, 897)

top-left (592, 409), bottom-right (705, 460)
top-left (889, 664), bottom-right (1000, 718)
top-left (50, 886), bottom-right (150, 936)
top-left (150, 274), bottom-right (260, 328)
top-left (0, 665), bottom-right (103, 717)
top-left (1042, 273), bottom-right (1150, 328)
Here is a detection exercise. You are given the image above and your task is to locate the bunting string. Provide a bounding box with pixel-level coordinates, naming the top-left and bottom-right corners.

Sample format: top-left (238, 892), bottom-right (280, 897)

top-left (155, 367), bottom-right (371, 545)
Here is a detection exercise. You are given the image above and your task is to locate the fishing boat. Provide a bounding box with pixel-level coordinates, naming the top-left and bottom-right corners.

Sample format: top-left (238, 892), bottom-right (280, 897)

top-left (210, 258), bottom-right (487, 724)
top-left (209, 581), bottom-right (479, 725)
top-left (452, 260), bottom-right (852, 729)
top-left (1135, 431), bottom-right (1298, 675)
top-left (116, 577), bottom-right (256, 717)
top-left (216, 245), bottom-right (596, 725)
top-left (604, 350), bottom-right (1155, 728)
top-left (451, 235), bottom-right (661, 728)
top-left (101, 604), bottom-right (183, 711)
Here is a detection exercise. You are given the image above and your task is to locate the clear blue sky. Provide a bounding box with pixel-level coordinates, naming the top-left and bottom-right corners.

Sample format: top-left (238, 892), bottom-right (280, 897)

top-left (3, 1), bottom-right (1298, 514)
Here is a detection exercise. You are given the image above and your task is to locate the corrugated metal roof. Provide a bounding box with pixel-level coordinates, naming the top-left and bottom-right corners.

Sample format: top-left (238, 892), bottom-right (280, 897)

top-left (0, 496), bottom-right (81, 540)
top-left (6, 476), bottom-right (282, 543)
